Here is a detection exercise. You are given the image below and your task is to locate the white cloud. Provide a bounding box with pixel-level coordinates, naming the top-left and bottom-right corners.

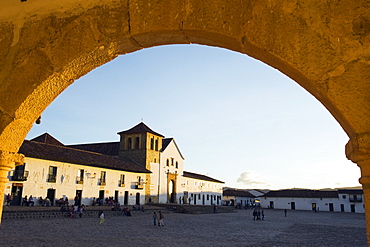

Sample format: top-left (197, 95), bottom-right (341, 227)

top-left (236, 171), bottom-right (270, 188)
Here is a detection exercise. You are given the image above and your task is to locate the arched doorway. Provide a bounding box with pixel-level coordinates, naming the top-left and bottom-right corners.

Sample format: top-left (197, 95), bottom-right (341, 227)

top-left (169, 180), bottom-right (176, 204)
top-left (167, 173), bottom-right (177, 204)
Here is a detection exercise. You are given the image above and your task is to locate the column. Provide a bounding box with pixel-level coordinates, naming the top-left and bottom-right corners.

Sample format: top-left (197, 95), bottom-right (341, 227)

top-left (0, 150), bottom-right (24, 224)
top-left (346, 133), bottom-right (370, 245)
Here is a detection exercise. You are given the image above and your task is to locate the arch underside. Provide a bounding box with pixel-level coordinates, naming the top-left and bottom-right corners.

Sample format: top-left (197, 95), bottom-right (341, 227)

top-left (0, 0), bottom-right (369, 154)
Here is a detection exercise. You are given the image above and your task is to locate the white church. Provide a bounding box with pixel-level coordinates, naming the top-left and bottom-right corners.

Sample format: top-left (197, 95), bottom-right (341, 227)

top-left (5, 122), bottom-right (224, 207)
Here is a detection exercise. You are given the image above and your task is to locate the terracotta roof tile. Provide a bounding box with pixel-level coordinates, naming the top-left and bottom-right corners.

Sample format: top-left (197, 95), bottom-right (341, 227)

top-left (337, 189), bottom-right (363, 194)
top-left (263, 189), bottom-right (338, 198)
top-left (117, 122), bottom-right (164, 137)
top-left (223, 189), bottom-right (255, 197)
top-left (161, 138), bottom-right (185, 160)
top-left (183, 171), bottom-right (224, 183)
top-left (31, 133), bottom-right (64, 146)
top-left (20, 140), bottom-right (150, 173)
top-left (67, 142), bottom-right (120, 156)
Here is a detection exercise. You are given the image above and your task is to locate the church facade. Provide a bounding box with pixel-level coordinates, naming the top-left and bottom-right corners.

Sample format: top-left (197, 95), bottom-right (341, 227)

top-left (4, 123), bottom-right (224, 206)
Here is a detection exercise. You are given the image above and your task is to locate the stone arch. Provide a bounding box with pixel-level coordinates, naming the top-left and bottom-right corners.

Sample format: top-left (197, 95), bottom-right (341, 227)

top-left (1, 0), bottom-right (370, 241)
top-left (167, 174), bottom-right (177, 204)
top-left (1, 0), bottom-right (369, 153)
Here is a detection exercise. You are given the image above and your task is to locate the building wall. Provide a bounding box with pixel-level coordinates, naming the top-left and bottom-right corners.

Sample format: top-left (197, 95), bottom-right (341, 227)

top-left (260, 196), bottom-right (365, 213)
top-left (338, 193), bottom-right (365, 213)
top-left (5, 157), bottom-right (147, 206)
top-left (223, 195), bottom-right (255, 207)
top-left (157, 140), bottom-right (184, 204)
top-left (181, 177), bottom-right (223, 205)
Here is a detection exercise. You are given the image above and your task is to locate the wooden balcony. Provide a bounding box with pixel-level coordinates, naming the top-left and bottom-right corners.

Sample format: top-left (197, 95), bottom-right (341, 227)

top-left (10, 171), bottom-right (29, 181)
top-left (135, 182), bottom-right (144, 189)
top-left (98, 178), bottom-right (106, 186)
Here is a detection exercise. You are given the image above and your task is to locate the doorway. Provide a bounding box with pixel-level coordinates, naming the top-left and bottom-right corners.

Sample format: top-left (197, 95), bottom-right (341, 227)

top-left (75, 190), bottom-right (82, 206)
top-left (169, 180), bottom-right (176, 203)
top-left (329, 203), bottom-right (334, 212)
top-left (114, 190), bottom-right (119, 204)
top-left (136, 192), bottom-right (140, 205)
top-left (47, 188), bottom-right (56, 206)
top-left (290, 202), bottom-right (295, 210)
top-left (99, 190), bottom-right (105, 202)
top-left (312, 203), bottom-right (317, 212)
top-left (124, 191), bottom-right (129, 205)
top-left (10, 184), bottom-right (23, 206)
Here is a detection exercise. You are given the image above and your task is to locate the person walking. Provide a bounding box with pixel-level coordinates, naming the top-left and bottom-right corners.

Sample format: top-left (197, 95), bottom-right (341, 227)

top-left (79, 205), bottom-right (84, 218)
top-left (5, 194), bottom-right (12, 206)
top-left (153, 211), bottom-right (157, 226)
top-left (158, 211), bottom-right (164, 227)
top-left (99, 211), bottom-right (105, 225)
top-left (284, 209), bottom-right (287, 217)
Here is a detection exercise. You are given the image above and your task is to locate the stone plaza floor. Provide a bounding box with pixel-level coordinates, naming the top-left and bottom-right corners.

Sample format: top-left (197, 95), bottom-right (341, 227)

top-left (0, 208), bottom-right (366, 247)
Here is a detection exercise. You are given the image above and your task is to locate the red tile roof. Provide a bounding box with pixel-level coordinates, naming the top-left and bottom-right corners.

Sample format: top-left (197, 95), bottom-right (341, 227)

top-left (263, 189), bottom-right (338, 198)
top-left (161, 138), bottom-right (185, 160)
top-left (223, 189), bottom-right (256, 197)
top-left (183, 171), bottom-right (224, 183)
top-left (31, 133), bottom-right (64, 146)
top-left (117, 122), bottom-right (164, 137)
top-left (67, 142), bottom-right (120, 156)
top-left (20, 139), bottom-right (150, 173)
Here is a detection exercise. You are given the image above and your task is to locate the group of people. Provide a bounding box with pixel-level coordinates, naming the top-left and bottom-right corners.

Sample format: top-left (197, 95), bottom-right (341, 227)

top-left (55, 197), bottom-right (69, 206)
top-left (92, 196), bottom-right (115, 206)
top-left (64, 204), bottom-right (85, 218)
top-left (152, 211), bottom-right (165, 226)
top-left (22, 195), bottom-right (35, 206)
top-left (252, 208), bottom-right (265, 220)
top-left (38, 196), bottom-right (51, 206)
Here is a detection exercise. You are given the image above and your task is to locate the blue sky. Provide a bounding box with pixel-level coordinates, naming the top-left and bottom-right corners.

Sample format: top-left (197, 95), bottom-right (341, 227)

top-left (26, 44), bottom-right (361, 190)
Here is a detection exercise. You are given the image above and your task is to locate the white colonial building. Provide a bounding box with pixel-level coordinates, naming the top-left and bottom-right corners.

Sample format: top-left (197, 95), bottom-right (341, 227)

top-left (222, 188), bottom-right (257, 207)
top-left (5, 123), bottom-right (224, 207)
top-left (259, 189), bottom-right (364, 213)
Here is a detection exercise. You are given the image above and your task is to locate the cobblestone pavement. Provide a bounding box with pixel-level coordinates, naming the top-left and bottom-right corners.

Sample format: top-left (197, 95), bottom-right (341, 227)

top-left (0, 209), bottom-right (366, 247)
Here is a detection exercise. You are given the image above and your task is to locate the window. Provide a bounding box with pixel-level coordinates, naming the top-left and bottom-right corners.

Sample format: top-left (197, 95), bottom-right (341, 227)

top-left (342, 195), bottom-right (346, 199)
top-left (99, 171), bottom-right (106, 186)
top-left (135, 176), bottom-right (144, 189)
top-left (207, 194), bottom-right (209, 200)
top-left (119, 174), bottom-right (125, 187)
top-left (127, 138), bottom-right (132, 149)
top-left (47, 166), bottom-right (57, 183)
top-left (171, 158), bottom-right (174, 166)
top-left (135, 137), bottom-right (140, 149)
top-left (150, 137), bottom-right (154, 150)
top-left (76, 169), bottom-right (84, 184)
top-left (11, 163), bottom-right (29, 181)
top-left (175, 161), bottom-right (178, 168)
top-left (166, 159), bottom-right (169, 166)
